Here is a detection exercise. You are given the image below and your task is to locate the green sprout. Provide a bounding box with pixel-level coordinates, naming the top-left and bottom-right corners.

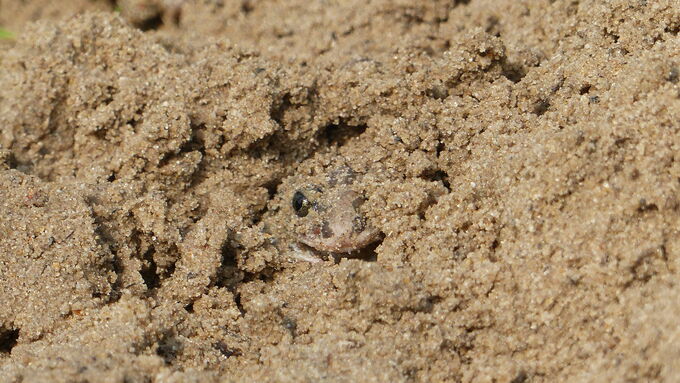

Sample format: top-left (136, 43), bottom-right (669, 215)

top-left (0, 27), bottom-right (14, 40)
top-left (114, 5), bottom-right (122, 13)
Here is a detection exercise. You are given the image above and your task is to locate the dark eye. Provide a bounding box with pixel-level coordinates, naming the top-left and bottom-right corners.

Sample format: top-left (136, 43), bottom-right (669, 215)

top-left (292, 191), bottom-right (310, 217)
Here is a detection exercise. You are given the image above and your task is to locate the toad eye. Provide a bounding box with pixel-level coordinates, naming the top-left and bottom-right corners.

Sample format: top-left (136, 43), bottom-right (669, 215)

top-left (292, 191), bottom-right (311, 217)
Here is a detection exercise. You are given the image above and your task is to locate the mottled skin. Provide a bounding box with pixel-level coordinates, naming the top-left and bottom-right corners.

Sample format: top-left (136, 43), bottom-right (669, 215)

top-left (290, 166), bottom-right (380, 255)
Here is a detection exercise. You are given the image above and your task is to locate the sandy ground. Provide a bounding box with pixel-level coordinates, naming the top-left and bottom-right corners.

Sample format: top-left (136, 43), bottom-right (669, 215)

top-left (0, 0), bottom-right (679, 381)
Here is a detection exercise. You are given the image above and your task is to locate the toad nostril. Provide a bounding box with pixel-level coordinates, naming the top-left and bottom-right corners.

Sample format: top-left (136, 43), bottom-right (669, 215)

top-left (351, 196), bottom-right (365, 209)
top-left (321, 221), bottom-right (334, 238)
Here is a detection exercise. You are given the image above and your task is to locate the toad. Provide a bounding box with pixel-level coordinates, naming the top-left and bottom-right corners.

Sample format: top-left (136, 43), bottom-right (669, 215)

top-left (290, 166), bottom-right (380, 254)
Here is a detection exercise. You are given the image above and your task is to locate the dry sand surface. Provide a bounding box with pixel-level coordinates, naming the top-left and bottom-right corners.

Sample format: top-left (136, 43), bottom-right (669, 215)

top-left (0, 0), bottom-right (679, 381)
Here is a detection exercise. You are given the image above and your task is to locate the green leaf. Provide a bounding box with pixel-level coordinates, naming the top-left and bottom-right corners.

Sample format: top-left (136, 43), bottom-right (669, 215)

top-left (0, 27), bottom-right (14, 40)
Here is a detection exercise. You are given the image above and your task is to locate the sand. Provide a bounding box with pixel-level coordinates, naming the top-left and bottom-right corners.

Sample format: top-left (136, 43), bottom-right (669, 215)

top-left (0, 0), bottom-right (679, 381)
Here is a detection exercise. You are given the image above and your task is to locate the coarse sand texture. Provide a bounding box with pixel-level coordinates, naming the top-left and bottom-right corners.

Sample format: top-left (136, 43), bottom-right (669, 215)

top-left (0, 0), bottom-right (679, 382)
